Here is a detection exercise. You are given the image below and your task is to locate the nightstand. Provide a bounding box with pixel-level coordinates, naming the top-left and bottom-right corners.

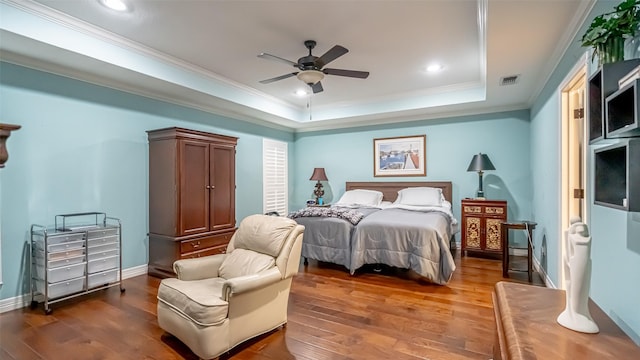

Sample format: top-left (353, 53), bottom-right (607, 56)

top-left (461, 198), bottom-right (507, 258)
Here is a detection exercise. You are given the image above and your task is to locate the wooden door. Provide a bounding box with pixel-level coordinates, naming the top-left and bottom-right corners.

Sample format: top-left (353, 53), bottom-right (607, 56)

top-left (210, 144), bottom-right (236, 230)
top-left (179, 139), bottom-right (210, 235)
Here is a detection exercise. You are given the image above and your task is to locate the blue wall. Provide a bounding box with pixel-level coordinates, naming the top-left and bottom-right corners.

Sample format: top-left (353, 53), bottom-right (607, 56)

top-left (2, 0), bottom-right (639, 345)
top-left (530, 0), bottom-right (640, 344)
top-left (0, 62), bottom-right (294, 300)
top-left (292, 111), bottom-right (533, 232)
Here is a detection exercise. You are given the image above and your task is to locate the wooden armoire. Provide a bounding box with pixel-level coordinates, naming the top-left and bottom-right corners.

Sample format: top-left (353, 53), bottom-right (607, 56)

top-left (147, 127), bottom-right (238, 278)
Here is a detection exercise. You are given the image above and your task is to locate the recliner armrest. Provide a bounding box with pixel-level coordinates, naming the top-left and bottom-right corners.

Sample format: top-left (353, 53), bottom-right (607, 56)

top-left (173, 254), bottom-right (227, 280)
top-left (222, 267), bottom-right (282, 301)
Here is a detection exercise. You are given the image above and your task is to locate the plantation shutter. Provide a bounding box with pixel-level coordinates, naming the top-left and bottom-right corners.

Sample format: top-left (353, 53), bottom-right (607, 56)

top-left (263, 139), bottom-right (288, 216)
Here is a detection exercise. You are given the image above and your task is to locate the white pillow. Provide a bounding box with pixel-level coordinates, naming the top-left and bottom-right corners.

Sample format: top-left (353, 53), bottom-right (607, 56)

top-left (335, 189), bottom-right (383, 207)
top-left (395, 187), bottom-right (443, 206)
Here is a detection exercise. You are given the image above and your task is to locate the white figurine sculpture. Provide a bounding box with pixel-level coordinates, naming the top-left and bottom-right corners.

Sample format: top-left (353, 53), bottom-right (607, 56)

top-left (557, 216), bottom-right (599, 333)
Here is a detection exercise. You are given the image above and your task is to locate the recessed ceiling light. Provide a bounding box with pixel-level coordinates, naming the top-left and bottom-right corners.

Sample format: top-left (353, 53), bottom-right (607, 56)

top-left (426, 64), bottom-right (443, 73)
top-left (99, 0), bottom-right (129, 12)
top-left (295, 89), bottom-right (309, 97)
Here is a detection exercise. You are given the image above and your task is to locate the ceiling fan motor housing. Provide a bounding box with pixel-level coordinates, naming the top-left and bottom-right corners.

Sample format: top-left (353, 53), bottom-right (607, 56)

top-left (298, 55), bottom-right (321, 70)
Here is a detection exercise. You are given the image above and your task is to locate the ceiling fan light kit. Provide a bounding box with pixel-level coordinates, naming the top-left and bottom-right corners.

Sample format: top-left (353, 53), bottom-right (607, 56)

top-left (297, 70), bottom-right (324, 85)
top-left (258, 40), bottom-right (369, 93)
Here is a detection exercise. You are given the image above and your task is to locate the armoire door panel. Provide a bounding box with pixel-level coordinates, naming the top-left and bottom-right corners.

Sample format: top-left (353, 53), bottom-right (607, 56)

top-left (179, 140), bottom-right (210, 235)
top-left (210, 145), bottom-right (236, 230)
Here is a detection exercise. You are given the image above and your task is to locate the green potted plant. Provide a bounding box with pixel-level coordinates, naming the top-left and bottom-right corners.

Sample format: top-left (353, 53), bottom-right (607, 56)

top-left (581, 0), bottom-right (640, 65)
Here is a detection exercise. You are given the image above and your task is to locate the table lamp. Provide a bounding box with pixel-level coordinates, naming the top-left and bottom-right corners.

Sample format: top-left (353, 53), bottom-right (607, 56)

top-left (309, 167), bottom-right (328, 204)
top-left (467, 153), bottom-right (495, 199)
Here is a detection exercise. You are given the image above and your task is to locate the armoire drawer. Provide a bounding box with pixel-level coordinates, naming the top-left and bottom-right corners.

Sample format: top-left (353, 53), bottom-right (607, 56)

top-left (180, 244), bottom-right (227, 259)
top-left (180, 233), bottom-right (233, 254)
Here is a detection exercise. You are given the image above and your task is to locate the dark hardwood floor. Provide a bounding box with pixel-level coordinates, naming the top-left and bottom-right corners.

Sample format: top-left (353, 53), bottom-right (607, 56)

top-left (0, 251), bottom-right (544, 360)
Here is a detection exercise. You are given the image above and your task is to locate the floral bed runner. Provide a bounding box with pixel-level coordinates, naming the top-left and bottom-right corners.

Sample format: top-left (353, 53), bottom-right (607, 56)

top-left (288, 207), bottom-right (364, 225)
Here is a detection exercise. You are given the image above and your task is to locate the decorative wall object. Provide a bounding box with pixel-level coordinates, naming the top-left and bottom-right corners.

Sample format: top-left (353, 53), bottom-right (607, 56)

top-left (373, 135), bottom-right (426, 177)
top-left (557, 216), bottom-right (599, 334)
top-left (0, 123), bottom-right (21, 168)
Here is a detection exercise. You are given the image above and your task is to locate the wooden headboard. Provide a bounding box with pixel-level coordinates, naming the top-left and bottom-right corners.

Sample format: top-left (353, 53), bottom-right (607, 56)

top-left (345, 181), bottom-right (453, 203)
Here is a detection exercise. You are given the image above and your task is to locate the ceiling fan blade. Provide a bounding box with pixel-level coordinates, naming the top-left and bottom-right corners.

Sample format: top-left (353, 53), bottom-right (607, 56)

top-left (258, 53), bottom-right (298, 67)
top-left (323, 68), bottom-right (370, 79)
top-left (259, 72), bottom-right (298, 84)
top-left (317, 45), bottom-right (348, 66)
top-left (310, 81), bottom-right (324, 93)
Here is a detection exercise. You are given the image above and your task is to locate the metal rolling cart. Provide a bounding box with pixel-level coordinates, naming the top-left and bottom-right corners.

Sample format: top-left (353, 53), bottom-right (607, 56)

top-left (30, 212), bottom-right (125, 314)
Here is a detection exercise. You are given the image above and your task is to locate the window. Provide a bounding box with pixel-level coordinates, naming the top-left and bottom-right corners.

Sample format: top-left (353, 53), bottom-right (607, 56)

top-left (263, 139), bottom-right (288, 216)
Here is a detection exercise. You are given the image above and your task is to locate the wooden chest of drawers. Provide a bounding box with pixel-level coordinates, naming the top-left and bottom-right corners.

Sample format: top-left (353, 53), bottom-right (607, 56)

top-left (461, 198), bottom-right (507, 258)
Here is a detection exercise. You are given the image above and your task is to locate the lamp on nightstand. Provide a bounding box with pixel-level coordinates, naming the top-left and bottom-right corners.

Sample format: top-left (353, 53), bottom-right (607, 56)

top-left (467, 153), bottom-right (495, 199)
top-left (309, 167), bottom-right (328, 205)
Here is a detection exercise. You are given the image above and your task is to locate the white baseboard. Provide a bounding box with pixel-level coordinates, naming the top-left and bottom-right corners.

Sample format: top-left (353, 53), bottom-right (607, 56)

top-left (533, 256), bottom-right (556, 289)
top-left (510, 248), bottom-right (528, 256)
top-left (0, 264), bottom-right (148, 314)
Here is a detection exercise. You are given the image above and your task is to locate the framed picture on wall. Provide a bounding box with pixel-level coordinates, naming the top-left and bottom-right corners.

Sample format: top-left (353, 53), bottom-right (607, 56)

top-left (373, 135), bottom-right (426, 177)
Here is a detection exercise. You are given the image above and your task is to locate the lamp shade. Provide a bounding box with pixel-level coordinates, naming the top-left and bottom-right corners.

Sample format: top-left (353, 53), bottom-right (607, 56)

top-left (467, 153), bottom-right (496, 172)
top-left (309, 167), bottom-right (328, 181)
top-left (297, 70), bottom-right (325, 85)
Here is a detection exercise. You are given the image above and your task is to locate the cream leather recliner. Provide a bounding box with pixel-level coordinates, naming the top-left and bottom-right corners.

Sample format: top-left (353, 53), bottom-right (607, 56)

top-left (156, 214), bottom-right (305, 359)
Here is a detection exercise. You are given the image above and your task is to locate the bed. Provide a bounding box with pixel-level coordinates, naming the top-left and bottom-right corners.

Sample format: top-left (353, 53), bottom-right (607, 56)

top-left (290, 181), bottom-right (458, 285)
top-left (346, 182), bottom-right (457, 285)
top-left (290, 192), bottom-right (382, 270)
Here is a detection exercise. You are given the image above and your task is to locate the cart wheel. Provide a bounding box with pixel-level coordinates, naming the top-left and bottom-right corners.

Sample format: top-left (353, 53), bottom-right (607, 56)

top-left (44, 308), bottom-right (53, 315)
top-left (120, 288), bottom-right (126, 293)
top-left (30, 301), bottom-right (38, 309)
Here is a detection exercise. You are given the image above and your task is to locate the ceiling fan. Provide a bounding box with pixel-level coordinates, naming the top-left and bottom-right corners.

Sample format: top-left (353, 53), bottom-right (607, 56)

top-left (258, 40), bottom-right (369, 94)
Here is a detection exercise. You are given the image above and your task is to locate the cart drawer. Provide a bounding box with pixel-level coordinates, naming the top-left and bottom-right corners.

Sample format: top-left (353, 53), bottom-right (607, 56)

top-left (34, 232), bottom-right (85, 245)
top-left (36, 277), bottom-right (85, 299)
top-left (88, 255), bottom-right (118, 274)
top-left (36, 262), bottom-right (85, 283)
top-left (87, 236), bottom-right (118, 248)
top-left (87, 241), bottom-right (119, 254)
top-left (46, 248), bottom-right (85, 260)
top-left (36, 239), bottom-right (85, 253)
top-left (88, 249), bottom-right (119, 261)
top-left (35, 249), bottom-right (85, 264)
top-left (88, 268), bottom-right (118, 289)
top-left (41, 254), bottom-right (86, 270)
top-left (87, 228), bottom-right (118, 239)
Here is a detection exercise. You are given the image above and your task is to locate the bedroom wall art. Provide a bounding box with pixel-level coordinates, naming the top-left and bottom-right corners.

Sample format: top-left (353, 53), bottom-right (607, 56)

top-left (373, 135), bottom-right (426, 177)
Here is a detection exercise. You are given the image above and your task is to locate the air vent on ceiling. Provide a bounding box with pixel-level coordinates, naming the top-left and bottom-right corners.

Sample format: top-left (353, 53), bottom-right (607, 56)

top-left (499, 75), bottom-right (520, 86)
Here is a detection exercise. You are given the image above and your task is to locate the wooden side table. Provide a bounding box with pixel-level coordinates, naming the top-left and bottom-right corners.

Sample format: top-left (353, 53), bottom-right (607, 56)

top-left (501, 220), bottom-right (536, 282)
